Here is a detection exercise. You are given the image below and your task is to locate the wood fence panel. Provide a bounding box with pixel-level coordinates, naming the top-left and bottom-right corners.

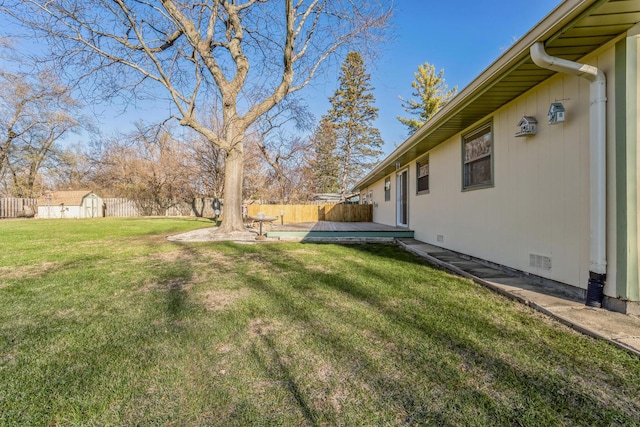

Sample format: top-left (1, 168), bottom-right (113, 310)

top-left (1, 198), bottom-right (371, 221)
top-left (166, 203), bottom-right (193, 217)
top-left (325, 204), bottom-right (372, 222)
top-left (190, 198), bottom-right (216, 218)
top-left (247, 204), bottom-right (372, 223)
top-left (247, 204), bottom-right (319, 223)
top-left (0, 198), bottom-right (38, 218)
top-left (104, 198), bottom-right (140, 217)
top-left (1, 197), bottom-right (221, 218)
top-left (104, 198), bottom-right (218, 217)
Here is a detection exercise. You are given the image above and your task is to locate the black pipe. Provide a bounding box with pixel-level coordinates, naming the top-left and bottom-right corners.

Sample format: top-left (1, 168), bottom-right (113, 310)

top-left (586, 271), bottom-right (606, 308)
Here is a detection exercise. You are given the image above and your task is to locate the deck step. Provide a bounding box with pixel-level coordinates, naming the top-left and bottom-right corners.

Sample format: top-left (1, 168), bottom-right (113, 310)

top-left (266, 221), bottom-right (414, 240)
top-left (267, 230), bottom-right (415, 239)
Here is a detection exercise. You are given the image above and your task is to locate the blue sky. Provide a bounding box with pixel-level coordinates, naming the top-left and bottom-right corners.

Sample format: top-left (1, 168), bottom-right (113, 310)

top-left (303, 0), bottom-right (563, 155)
top-left (1, 1), bottom-right (562, 154)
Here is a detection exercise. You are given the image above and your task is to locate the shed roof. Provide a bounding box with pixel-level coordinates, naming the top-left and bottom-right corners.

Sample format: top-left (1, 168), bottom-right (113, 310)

top-left (356, 0), bottom-right (640, 189)
top-left (38, 190), bottom-right (98, 206)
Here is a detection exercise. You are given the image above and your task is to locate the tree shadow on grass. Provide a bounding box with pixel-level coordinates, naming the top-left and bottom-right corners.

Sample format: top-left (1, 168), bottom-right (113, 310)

top-left (248, 332), bottom-right (319, 425)
top-left (218, 242), bottom-right (640, 426)
top-left (163, 277), bottom-right (189, 321)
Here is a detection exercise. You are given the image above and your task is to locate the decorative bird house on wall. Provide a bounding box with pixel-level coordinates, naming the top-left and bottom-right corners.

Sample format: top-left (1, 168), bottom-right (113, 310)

top-left (515, 116), bottom-right (538, 137)
top-left (548, 102), bottom-right (566, 124)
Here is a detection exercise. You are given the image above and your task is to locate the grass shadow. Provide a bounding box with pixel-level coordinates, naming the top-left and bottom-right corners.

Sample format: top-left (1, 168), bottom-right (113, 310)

top-left (3, 223), bottom-right (639, 425)
top-left (219, 242), bottom-right (640, 425)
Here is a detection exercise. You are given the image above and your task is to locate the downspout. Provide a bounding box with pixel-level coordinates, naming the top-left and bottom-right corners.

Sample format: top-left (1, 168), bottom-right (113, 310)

top-left (530, 42), bottom-right (607, 307)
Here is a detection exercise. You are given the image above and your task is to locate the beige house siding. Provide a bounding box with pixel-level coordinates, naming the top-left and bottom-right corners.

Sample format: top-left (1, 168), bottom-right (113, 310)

top-left (365, 43), bottom-right (619, 293)
top-left (615, 30), bottom-right (640, 304)
top-left (636, 36), bottom-right (640, 300)
top-left (371, 178), bottom-right (394, 225)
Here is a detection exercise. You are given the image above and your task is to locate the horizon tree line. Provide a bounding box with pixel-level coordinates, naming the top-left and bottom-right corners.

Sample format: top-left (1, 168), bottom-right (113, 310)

top-left (1, 32), bottom-right (456, 207)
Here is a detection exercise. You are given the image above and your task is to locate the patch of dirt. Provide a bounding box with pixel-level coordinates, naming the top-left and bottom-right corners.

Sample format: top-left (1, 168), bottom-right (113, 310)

top-left (242, 253), bottom-right (264, 261)
top-left (343, 255), bottom-right (366, 265)
top-left (565, 367), bottom-right (640, 417)
top-left (54, 308), bottom-right (80, 318)
top-left (289, 248), bottom-right (322, 256)
top-left (204, 252), bottom-right (236, 269)
top-left (133, 248), bottom-right (246, 280)
top-left (74, 240), bottom-right (109, 248)
top-left (361, 329), bottom-right (398, 354)
top-left (0, 262), bottom-right (60, 281)
top-left (152, 250), bottom-right (187, 262)
top-left (247, 318), bottom-right (284, 338)
top-left (305, 357), bottom-right (355, 414)
top-left (243, 321), bottom-right (365, 416)
top-left (132, 250), bottom-right (193, 265)
top-left (137, 246), bottom-right (227, 265)
top-left (200, 288), bottom-right (251, 311)
top-left (234, 252), bottom-right (288, 276)
top-left (0, 351), bottom-right (17, 367)
top-left (304, 264), bottom-right (333, 274)
top-left (302, 289), bottom-right (328, 301)
top-left (215, 344), bottom-right (235, 353)
top-left (314, 360), bottom-right (336, 382)
top-left (140, 277), bottom-right (193, 293)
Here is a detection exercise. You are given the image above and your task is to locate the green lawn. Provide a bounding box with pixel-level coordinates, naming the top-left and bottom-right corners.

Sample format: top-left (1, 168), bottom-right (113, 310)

top-left (0, 218), bottom-right (639, 426)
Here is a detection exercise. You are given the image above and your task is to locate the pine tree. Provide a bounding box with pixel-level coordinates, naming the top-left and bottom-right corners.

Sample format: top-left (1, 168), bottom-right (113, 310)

top-left (310, 119), bottom-right (341, 194)
top-left (325, 51), bottom-right (383, 200)
top-left (397, 62), bottom-right (457, 134)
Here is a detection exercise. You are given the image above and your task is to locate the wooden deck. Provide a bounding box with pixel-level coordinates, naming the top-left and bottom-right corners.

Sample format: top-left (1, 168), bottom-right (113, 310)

top-left (266, 221), bottom-right (414, 241)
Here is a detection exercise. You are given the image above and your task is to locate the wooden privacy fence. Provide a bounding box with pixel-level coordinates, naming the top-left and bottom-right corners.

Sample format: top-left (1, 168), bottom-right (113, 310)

top-left (0, 198), bottom-right (38, 218)
top-left (247, 204), bottom-right (372, 223)
top-left (104, 198), bottom-right (219, 217)
top-left (1, 197), bottom-right (220, 218)
top-left (1, 197), bottom-right (371, 222)
top-left (104, 198), bottom-right (138, 217)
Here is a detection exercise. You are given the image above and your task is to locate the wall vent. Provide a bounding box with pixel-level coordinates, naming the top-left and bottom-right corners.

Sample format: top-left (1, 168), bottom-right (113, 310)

top-left (437, 234), bottom-right (444, 243)
top-left (529, 254), bottom-right (552, 271)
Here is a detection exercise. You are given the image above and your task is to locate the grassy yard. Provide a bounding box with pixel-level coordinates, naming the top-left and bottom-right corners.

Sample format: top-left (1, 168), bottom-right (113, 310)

top-left (0, 218), bottom-right (639, 426)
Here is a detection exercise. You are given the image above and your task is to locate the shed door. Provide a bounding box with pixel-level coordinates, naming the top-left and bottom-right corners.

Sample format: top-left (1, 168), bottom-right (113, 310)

top-left (85, 194), bottom-right (98, 218)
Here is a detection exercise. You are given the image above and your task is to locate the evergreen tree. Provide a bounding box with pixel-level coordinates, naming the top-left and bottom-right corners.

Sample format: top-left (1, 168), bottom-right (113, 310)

top-left (397, 62), bottom-right (457, 134)
top-left (325, 51), bottom-right (383, 200)
top-left (310, 119), bottom-right (341, 194)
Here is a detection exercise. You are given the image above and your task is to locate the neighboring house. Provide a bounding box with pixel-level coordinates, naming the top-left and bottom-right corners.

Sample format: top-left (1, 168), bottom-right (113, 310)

top-left (312, 193), bottom-right (343, 203)
top-left (355, 0), bottom-right (640, 314)
top-left (37, 190), bottom-right (104, 219)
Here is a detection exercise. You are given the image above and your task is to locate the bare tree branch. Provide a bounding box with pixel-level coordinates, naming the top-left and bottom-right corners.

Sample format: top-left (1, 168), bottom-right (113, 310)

top-left (1, 0), bottom-right (392, 230)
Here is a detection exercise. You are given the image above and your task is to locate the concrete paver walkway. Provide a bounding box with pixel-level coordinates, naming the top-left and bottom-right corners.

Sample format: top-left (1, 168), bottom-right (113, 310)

top-left (397, 238), bottom-right (640, 357)
top-left (166, 228), bottom-right (258, 242)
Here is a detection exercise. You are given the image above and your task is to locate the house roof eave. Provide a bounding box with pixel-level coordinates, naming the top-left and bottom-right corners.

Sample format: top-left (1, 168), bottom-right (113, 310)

top-left (355, 0), bottom-right (636, 191)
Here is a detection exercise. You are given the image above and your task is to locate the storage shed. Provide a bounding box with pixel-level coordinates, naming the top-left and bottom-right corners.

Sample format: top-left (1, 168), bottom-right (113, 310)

top-left (37, 190), bottom-right (104, 219)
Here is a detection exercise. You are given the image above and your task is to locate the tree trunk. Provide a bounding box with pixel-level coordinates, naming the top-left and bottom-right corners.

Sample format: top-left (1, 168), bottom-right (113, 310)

top-left (217, 144), bottom-right (246, 233)
top-left (340, 144), bottom-right (352, 202)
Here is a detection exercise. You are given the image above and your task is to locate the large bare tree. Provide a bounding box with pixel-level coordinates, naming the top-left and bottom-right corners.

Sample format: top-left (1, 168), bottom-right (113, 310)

top-left (91, 122), bottom-right (199, 214)
top-left (1, 0), bottom-right (390, 232)
top-left (253, 96), bottom-right (314, 203)
top-left (0, 69), bottom-right (82, 197)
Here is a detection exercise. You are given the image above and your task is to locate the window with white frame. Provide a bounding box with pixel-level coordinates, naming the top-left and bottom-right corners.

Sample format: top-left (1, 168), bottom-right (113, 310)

top-left (462, 122), bottom-right (493, 190)
top-left (384, 177), bottom-right (391, 201)
top-left (416, 155), bottom-right (429, 194)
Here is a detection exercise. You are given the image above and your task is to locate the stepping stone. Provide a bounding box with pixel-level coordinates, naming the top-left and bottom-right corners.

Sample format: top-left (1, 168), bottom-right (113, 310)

top-left (465, 267), bottom-right (515, 279)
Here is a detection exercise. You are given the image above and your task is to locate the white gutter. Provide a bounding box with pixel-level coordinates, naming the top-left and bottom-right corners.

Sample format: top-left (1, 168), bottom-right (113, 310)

top-left (530, 42), bottom-right (607, 307)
